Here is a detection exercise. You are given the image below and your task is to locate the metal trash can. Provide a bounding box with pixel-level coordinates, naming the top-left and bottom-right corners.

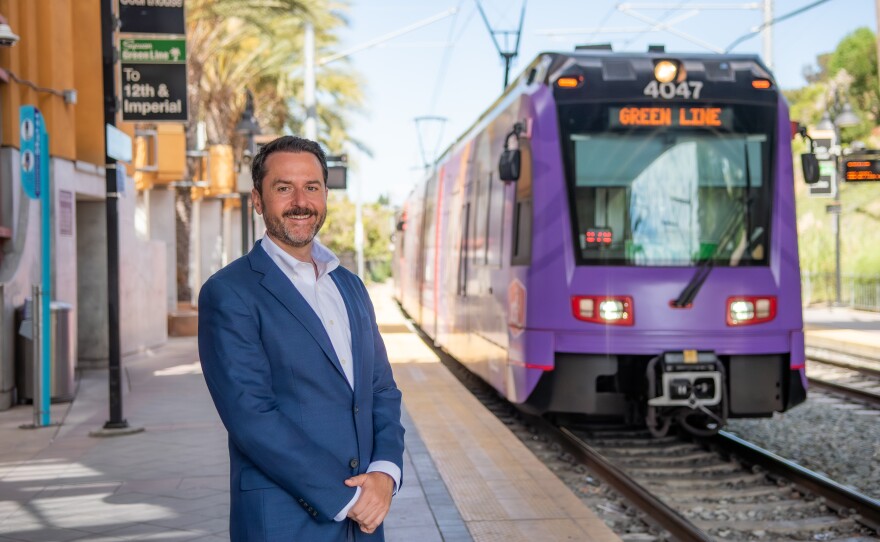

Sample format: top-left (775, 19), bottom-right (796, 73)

top-left (16, 300), bottom-right (76, 403)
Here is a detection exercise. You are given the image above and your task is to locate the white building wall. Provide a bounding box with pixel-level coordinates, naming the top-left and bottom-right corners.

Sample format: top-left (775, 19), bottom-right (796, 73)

top-left (1, 150), bottom-right (168, 398)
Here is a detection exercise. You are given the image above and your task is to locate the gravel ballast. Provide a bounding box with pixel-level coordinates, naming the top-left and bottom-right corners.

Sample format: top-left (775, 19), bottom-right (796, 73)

top-left (726, 393), bottom-right (880, 499)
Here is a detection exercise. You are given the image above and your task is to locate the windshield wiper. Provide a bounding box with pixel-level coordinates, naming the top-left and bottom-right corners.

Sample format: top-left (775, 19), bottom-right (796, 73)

top-left (672, 209), bottom-right (743, 307)
top-left (673, 142), bottom-right (753, 308)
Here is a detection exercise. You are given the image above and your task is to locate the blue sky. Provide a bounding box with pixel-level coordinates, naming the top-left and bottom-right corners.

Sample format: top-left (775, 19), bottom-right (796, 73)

top-left (334, 0), bottom-right (876, 204)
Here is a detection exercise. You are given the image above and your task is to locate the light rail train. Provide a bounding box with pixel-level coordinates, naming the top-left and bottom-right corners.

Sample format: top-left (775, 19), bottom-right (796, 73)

top-left (393, 47), bottom-right (807, 435)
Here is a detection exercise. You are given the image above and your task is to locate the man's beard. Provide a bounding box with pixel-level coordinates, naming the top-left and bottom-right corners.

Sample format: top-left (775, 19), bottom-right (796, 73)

top-left (264, 205), bottom-right (326, 249)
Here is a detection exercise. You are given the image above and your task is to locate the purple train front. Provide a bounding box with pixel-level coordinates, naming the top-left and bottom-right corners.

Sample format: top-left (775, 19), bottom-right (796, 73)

top-left (394, 50), bottom-right (807, 435)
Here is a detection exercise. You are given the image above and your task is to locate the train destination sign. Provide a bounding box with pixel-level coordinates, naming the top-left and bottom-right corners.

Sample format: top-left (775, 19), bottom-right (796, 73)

top-left (609, 106), bottom-right (733, 129)
top-left (119, 38), bottom-right (188, 122)
top-left (843, 158), bottom-right (880, 182)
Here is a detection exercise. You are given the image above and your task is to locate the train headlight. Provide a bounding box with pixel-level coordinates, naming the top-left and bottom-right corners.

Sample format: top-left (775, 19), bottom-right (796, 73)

top-left (729, 300), bottom-right (754, 321)
top-left (599, 300), bottom-right (626, 321)
top-left (571, 296), bottom-right (634, 326)
top-left (654, 60), bottom-right (679, 83)
top-left (726, 296), bottom-right (777, 326)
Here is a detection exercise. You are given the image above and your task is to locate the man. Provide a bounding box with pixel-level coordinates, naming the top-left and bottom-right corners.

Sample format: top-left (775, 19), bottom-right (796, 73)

top-left (198, 135), bottom-right (405, 541)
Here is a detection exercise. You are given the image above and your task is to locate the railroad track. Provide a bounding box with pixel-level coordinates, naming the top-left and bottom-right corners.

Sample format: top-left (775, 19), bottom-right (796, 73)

top-left (807, 353), bottom-right (880, 407)
top-left (399, 307), bottom-right (880, 540)
top-left (545, 422), bottom-right (880, 541)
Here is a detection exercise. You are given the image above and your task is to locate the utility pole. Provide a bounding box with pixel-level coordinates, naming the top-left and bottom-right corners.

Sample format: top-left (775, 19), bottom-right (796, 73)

top-left (304, 22), bottom-right (317, 141)
top-left (475, 0), bottom-right (527, 89)
top-left (99, 0), bottom-right (126, 432)
top-left (876, 0), bottom-right (880, 94)
top-left (301, 10), bottom-right (457, 279)
top-left (762, 0), bottom-right (773, 69)
top-left (94, 0), bottom-right (143, 437)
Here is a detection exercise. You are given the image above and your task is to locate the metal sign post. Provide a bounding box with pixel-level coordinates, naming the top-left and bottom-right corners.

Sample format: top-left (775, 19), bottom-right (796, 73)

top-left (19, 105), bottom-right (51, 428)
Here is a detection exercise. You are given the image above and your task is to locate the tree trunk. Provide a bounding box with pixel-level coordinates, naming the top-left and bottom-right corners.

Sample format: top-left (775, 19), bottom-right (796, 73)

top-left (177, 56), bottom-right (205, 304)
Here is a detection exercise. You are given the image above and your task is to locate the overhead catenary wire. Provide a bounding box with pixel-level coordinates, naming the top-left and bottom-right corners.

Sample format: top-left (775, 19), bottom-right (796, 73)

top-left (428, 0), bottom-right (470, 116)
top-left (584, 4), bottom-right (617, 46)
top-left (725, 0), bottom-right (833, 52)
top-left (621, 0), bottom-right (693, 50)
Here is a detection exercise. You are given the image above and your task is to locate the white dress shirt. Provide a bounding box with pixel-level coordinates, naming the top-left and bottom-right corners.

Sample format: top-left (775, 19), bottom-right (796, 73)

top-left (260, 236), bottom-right (400, 521)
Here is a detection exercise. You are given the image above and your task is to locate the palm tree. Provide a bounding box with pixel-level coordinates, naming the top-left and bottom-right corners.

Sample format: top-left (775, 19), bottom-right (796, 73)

top-left (176, 0), bottom-right (364, 300)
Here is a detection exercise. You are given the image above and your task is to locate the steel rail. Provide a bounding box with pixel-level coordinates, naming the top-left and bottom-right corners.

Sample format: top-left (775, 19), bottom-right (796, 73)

top-left (807, 350), bottom-right (880, 378)
top-left (808, 376), bottom-right (880, 406)
top-left (527, 416), bottom-right (714, 542)
top-left (712, 431), bottom-right (880, 532)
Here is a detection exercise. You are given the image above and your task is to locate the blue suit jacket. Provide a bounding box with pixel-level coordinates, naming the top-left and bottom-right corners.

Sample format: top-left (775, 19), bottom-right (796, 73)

top-left (198, 242), bottom-right (405, 541)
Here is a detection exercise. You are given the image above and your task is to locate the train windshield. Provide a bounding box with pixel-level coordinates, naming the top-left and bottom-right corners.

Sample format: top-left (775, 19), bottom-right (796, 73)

top-left (560, 103), bottom-right (775, 267)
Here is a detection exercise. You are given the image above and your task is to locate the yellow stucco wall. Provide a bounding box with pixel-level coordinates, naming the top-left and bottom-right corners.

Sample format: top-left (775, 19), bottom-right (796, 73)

top-left (1, 1), bottom-right (187, 185)
top-left (72, 0), bottom-right (106, 166)
top-left (1, 0), bottom-right (81, 161)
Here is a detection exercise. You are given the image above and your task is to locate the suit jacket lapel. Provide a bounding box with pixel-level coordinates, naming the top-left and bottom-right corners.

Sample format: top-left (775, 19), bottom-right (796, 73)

top-left (248, 242), bottom-right (348, 382)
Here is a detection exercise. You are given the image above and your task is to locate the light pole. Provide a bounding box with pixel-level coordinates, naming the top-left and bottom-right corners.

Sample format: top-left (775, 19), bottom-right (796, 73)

top-left (236, 90), bottom-right (261, 258)
top-left (302, 10), bottom-right (457, 278)
top-left (816, 96), bottom-right (860, 305)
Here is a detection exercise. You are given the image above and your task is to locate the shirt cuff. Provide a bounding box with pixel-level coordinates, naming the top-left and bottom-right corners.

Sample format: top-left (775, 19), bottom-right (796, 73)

top-left (367, 460), bottom-right (401, 495)
top-left (333, 461), bottom-right (402, 522)
top-left (334, 487), bottom-right (361, 522)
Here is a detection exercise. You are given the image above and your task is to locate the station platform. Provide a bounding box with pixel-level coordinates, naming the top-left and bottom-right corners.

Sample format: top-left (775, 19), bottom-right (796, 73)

top-left (0, 283), bottom-right (620, 542)
top-left (803, 305), bottom-right (880, 361)
top-left (374, 285), bottom-right (621, 542)
top-left (1, 287), bottom-right (875, 542)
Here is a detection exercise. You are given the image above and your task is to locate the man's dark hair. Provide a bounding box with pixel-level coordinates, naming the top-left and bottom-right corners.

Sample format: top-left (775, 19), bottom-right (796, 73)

top-left (251, 135), bottom-right (328, 194)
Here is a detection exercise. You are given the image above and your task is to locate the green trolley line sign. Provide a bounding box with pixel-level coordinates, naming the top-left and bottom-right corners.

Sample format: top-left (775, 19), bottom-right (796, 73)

top-left (119, 37), bottom-right (188, 122)
top-left (120, 38), bottom-right (186, 63)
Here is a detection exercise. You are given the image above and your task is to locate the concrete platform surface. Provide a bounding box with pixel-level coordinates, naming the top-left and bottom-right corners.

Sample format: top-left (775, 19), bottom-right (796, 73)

top-left (0, 337), bottom-right (457, 541)
top-left (804, 305), bottom-right (880, 360)
top-left (3, 282), bottom-right (873, 542)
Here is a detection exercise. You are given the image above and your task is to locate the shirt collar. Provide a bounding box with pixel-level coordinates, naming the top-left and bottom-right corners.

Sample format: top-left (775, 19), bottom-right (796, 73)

top-left (260, 235), bottom-right (340, 280)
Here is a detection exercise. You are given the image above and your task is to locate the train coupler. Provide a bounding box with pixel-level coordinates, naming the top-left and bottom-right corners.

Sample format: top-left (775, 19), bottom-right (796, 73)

top-left (646, 351), bottom-right (728, 437)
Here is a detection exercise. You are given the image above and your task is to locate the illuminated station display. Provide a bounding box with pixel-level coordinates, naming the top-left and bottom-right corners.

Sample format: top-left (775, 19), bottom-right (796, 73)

top-left (844, 157), bottom-right (880, 182)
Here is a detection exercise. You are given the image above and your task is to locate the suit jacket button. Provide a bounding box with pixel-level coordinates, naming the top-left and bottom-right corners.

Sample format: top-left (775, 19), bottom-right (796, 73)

top-left (349, 458), bottom-right (359, 469)
top-left (353, 405), bottom-right (359, 414)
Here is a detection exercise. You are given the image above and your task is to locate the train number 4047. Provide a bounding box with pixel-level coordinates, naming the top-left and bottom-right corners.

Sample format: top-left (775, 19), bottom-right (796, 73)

top-left (643, 80), bottom-right (703, 100)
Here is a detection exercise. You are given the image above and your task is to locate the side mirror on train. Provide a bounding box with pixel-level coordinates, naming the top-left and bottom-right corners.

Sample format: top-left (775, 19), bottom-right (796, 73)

top-left (801, 153), bottom-right (820, 184)
top-left (499, 149), bottom-right (521, 182)
top-left (794, 124), bottom-right (821, 184)
top-left (498, 122), bottom-right (525, 182)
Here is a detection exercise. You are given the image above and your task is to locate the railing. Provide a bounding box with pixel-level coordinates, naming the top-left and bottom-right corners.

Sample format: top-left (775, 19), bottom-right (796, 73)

top-left (802, 272), bottom-right (880, 311)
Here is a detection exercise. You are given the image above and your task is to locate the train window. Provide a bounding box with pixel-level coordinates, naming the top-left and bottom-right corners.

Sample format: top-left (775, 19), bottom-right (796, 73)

top-left (472, 172), bottom-right (489, 265)
top-left (572, 134), bottom-right (767, 266)
top-left (511, 142), bottom-right (533, 266)
top-left (458, 202), bottom-right (471, 296)
top-left (559, 101), bottom-right (775, 267)
top-left (512, 199), bottom-right (532, 265)
top-left (487, 173), bottom-right (505, 268)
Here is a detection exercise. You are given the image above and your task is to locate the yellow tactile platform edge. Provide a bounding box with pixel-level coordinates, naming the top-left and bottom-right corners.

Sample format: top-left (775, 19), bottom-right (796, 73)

top-left (373, 288), bottom-right (621, 542)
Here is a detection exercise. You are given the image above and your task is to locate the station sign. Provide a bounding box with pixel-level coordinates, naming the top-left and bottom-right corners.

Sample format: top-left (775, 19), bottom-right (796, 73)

top-left (119, 38), bottom-right (188, 122)
top-left (327, 155), bottom-right (348, 190)
top-left (808, 131), bottom-right (836, 197)
top-left (19, 106), bottom-right (48, 200)
top-left (843, 156), bottom-right (880, 183)
top-left (118, 0), bottom-right (185, 35)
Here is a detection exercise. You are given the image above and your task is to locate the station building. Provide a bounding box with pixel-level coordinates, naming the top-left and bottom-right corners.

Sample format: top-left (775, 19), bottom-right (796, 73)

top-left (0, 0), bottom-right (247, 410)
